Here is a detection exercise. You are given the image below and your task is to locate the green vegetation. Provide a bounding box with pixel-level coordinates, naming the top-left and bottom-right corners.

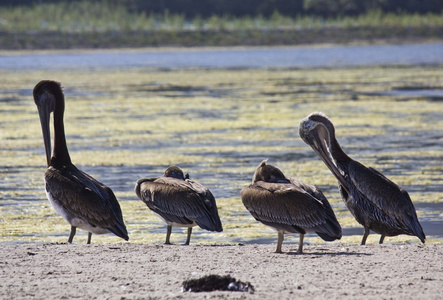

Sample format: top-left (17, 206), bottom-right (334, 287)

top-left (3, 0), bottom-right (442, 18)
top-left (0, 1), bottom-right (442, 49)
top-left (2, 2), bottom-right (443, 32)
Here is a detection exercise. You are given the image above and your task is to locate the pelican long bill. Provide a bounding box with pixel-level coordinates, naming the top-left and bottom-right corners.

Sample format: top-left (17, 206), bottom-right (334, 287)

top-left (310, 127), bottom-right (349, 193)
top-left (36, 92), bottom-right (54, 167)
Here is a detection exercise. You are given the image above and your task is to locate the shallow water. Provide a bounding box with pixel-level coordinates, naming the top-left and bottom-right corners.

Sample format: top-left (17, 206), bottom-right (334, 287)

top-left (0, 44), bottom-right (443, 246)
top-left (1, 43), bottom-right (443, 70)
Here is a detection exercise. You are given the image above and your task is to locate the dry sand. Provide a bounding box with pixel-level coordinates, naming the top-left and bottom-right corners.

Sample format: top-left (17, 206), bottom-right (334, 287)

top-left (0, 242), bottom-right (441, 299)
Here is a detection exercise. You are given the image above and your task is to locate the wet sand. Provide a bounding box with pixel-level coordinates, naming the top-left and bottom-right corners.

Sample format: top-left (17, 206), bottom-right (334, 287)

top-left (1, 243), bottom-right (441, 299)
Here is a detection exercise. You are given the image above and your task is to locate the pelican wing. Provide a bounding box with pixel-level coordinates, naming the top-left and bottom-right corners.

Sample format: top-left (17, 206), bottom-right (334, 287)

top-left (186, 178), bottom-right (223, 231)
top-left (241, 181), bottom-right (341, 238)
top-left (136, 177), bottom-right (222, 232)
top-left (347, 161), bottom-right (417, 215)
top-left (289, 177), bottom-right (335, 212)
top-left (45, 165), bottom-right (128, 239)
top-left (347, 160), bottom-right (425, 240)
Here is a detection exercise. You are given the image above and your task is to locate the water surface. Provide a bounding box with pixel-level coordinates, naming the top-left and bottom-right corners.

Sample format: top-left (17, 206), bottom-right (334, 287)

top-left (1, 43), bottom-right (443, 70)
top-left (1, 44), bottom-right (442, 246)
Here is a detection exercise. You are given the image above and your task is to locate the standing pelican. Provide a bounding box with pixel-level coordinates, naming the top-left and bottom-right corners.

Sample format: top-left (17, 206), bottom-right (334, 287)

top-left (241, 160), bottom-right (342, 253)
top-left (135, 166), bottom-right (223, 245)
top-left (33, 80), bottom-right (129, 244)
top-left (299, 112), bottom-right (425, 245)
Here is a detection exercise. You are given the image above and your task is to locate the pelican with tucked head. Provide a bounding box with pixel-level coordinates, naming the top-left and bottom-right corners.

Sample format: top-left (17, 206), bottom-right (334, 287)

top-left (241, 160), bottom-right (342, 253)
top-left (135, 166), bottom-right (223, 245)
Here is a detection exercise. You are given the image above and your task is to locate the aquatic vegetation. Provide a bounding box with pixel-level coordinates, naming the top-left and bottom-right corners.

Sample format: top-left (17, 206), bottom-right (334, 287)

top-left (0, 64), bottom-right (442, 245)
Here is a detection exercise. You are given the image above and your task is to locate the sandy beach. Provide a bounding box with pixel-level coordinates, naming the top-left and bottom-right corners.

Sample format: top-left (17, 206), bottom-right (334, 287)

top-left (1, 242), bottom-right (441, 299)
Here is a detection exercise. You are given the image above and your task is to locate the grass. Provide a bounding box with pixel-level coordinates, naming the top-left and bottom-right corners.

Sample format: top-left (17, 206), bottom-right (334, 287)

top-left (0, 1), bottom-right (442, 48)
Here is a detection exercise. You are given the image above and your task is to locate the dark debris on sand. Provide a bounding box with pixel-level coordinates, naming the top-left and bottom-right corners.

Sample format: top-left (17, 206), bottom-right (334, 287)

top-left (182, 274), bottom-right (255, 293)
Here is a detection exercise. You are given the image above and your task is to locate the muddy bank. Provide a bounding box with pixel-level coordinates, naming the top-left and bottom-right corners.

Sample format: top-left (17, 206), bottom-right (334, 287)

top-left (1, 25), bottom-right (442, 50)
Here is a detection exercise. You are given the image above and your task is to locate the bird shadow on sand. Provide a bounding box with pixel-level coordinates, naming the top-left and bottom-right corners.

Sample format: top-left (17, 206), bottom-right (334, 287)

top-left (283, 249), bottom-right (373, 256)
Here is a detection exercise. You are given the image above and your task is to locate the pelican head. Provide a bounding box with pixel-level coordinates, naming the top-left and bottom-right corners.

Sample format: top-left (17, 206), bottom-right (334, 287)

top-left (299, 112), bottom-right (335, 149)
top-left (299, 112), bottom-right (348, 189)
top-left (164, 165), bottom-right (186, 180)
top-left (33, 80), bottom-right (64, 167)
top-left (252, 160), bottom-right (290, 184)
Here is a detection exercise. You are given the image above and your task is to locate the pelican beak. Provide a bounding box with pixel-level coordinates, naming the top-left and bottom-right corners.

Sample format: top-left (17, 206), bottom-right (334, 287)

top-left (301, 123), bottom-right (349, 190)
top-left (36, 93), bottom-right (54, 167)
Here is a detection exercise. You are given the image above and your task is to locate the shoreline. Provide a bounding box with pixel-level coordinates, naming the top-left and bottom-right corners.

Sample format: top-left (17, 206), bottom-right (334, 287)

top-left (1, 26), bottom-right (442, 51)
top-left (0, 39), bottom-right (442, 56)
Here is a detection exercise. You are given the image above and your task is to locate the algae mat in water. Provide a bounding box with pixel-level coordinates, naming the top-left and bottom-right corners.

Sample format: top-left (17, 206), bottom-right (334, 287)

top-left (1, 66), bottom-right (442, 245)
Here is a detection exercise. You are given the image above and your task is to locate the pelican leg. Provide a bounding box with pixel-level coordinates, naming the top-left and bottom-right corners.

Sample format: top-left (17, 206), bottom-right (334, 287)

top-left (361, 227), bottom-right (370, 245)
top-left (68, 226), bottom-right (76, 243)
top-left (87, 232), bottom-right (92, 244)
top-left (298, 234), bottom-right (304, 253)
top-left (275, 232), bottom-right (284, 253)
top-left (184, 227), bottom-right (192, 245)
top-left (165, 225), bottom-right (172, 245)
top-left (379, 235), bottom-right (385, 244)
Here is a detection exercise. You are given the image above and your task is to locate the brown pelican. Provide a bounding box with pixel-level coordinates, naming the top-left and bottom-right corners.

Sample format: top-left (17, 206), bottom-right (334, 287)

top-left (135, 166), bottom-right (223, 245)
top-left (241, 160), bottom-right (342, 253)
top-left (33, 80), bottom-right (129, 244)
top-left (299, 112), bottom-right (425, 245)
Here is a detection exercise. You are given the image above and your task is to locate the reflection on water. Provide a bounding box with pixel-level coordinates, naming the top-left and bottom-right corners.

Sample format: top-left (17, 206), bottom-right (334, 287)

top-left (1, 48), bottom-right (443, 245)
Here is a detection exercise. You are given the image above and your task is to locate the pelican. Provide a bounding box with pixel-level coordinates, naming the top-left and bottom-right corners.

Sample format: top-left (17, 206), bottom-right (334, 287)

top-left (33, 80), bottom-right (129, 244)
top-left (299, 112), bottom-right (425, 245)
top-left (241, 160), bottom-right (342, 253)
top-left (135, 166), bottom-right (223, 245)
